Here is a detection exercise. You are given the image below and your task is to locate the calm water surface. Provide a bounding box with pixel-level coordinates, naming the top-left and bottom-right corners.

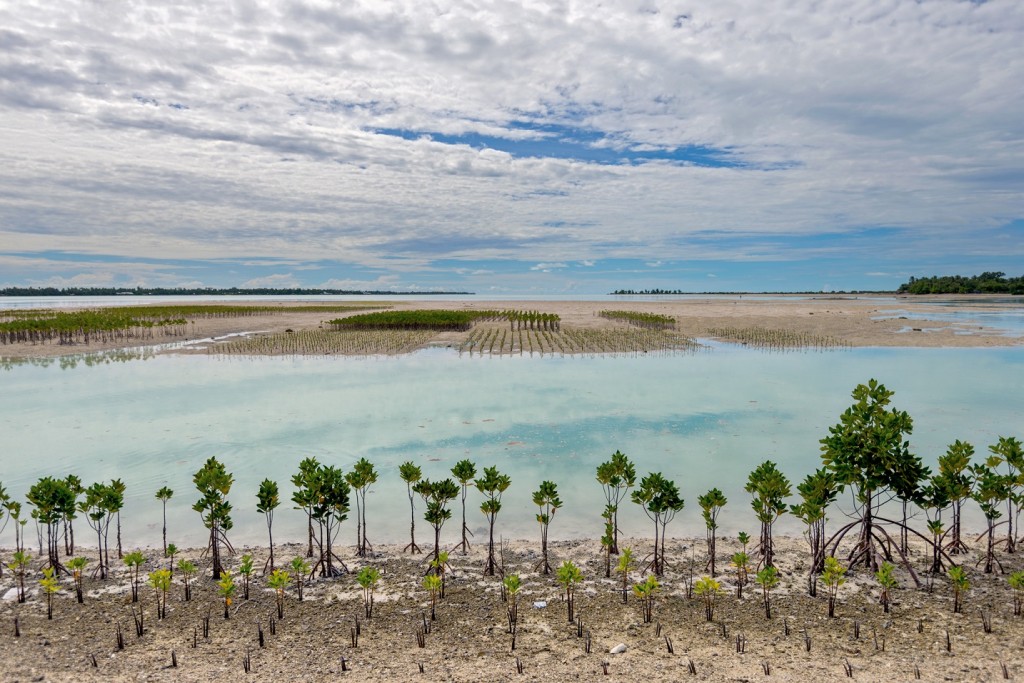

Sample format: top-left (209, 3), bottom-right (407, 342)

top-left (1, 346), bottom-right (1021, 549)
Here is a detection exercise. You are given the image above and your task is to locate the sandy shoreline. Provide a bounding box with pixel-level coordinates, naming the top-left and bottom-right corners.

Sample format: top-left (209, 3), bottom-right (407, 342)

top-left (1, 534), bottom-right (1021, 682)
top-left (1, 295), bottom-right (1021, 360)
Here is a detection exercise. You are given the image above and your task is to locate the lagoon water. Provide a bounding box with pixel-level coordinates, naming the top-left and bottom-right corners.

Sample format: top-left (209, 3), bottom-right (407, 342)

top-left (2, 343), bottom-right (1021, 551)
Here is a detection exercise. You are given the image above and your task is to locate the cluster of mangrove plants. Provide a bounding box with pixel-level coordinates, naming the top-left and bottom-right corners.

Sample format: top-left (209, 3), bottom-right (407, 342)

top-left (459, 325), bottom-right (700, 357)
top-left (705, 326), bottom-right (851, 350)
top-left (599, 310), bottom-right (676, 330)
top-left (327, 309), bottom-right (502, 331)
top-left (213, 329), bottom-right (436, 356)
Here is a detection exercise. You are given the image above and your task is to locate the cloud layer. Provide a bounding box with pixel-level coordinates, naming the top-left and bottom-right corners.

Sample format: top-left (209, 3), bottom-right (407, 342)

top-left (1, 0), bottom-right (1022, 291)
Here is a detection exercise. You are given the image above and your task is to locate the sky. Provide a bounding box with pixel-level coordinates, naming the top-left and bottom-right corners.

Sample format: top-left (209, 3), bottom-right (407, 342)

top-left (1, 0), bottom-right (1022, 294)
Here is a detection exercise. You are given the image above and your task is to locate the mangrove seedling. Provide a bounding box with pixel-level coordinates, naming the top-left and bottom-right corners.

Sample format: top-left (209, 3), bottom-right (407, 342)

top-left (345, 457), bottom-right (377, 558)
top-left (217, 571), bottom-right (236, 619)
top-left (177, 559), bottom-right (197, 601)
top-left (596, 450), bottom-right (636, 556)
top-left (110, 479), bottom-right (126, 560)
top-left (948, 566), bottom-right (968, 614)
top-left (698, 488), bottom-right (727, 577)
top-left (731, 551), bottom-right (750, 599)
top-left (971, 463), bottom-right (1008, 574)
top-left (504, 574), bottom-right (521, 650)
top-left (291, 457), bottom-right (321, 558)
top-left (616, 547), bottom-right (634, 604)
top-left (267, 568), bottom-right (289, 619)
top-left (67, 556), bottom-right (88, 603)
top-left (61, 475), bottom-right (83, 557)
top-left (356, 566), bottom-right (381, 619)
top-left (40, 566), bottom-right (59, 620)
top-left (148, 568), bottom-right (171, 619)
top-left (987, 436), bottom-right (1023, 553)
top-left (239, 554), bottom-right (254, 600)
top-left (399, 461), bottom-right (423, 554)
top-left (290, 556), bottom-right (310, 601)
top-left (423, 573), bottom-right (442, 621)
top-left (26, 475), bottom-right (75, 572)
top-left (822, 556), bottom-right (846, 618)
top-left (430, 551), bottom-right (451, 598)
top-left (533, 480), bottom-right (561, 575)
top-left (789, 468), bottom-right (837, 596)
top-left (192, 457), bottom-right (234, 579)
top-left (256, 478), bottom-right (280, 573)
top-left (557, 560), bottom-right (584, 623)
top-left (875, 561), bottom-right (898, 614)
top-left (123, 551), bottom-right (146, 603)
top-left (938, 440), bottom-right (975, 555)
top-left (633, 574), bottom-right (659, 624)
top-left (1008, 571), bottom-right (1024, 616)
top-left (165, 543), bottom-right (177, 575)
top-left (475, 466), bottom-right (511, 576)
top-left (694, 576), bottom-right (722, 622)
top-left (451, 459), bottom-right (476, 554)
top-left (155, 486), bottom-right (173, 557)
top-left (79, 481), bottom-right (119, 580)
top-left (755, 566), bottom-right (779, 620)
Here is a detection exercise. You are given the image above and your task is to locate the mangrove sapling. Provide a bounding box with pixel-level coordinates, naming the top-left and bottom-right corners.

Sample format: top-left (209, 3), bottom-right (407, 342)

top-left (267, 569), bottom-right (289, 619)
top-left (631, 472), bottom-right (684, 576)
top-left (939, 441), bottom-right (975, 554)
top-left (475, 466), bottom-right (511, 576)
top-left (61, 475), bottom-right (83, 556)
top-left (192, 457), bottom-right (234, 579)
top-left (413, 478), bottom-right (459, 568)
top-left (820, 380), bottom-right (930, 585)
top-left (67, 556), bottom-right (88, 603)
top-left (756, 566), bottom-right (779, 619)
top-left (1008, 571), bottom-right (1024, 616)
top-left (533, 480), bottom-right (561, 574)
top-left (178, 559), bottom-right (197, 601)
top-left (110, 479), bottom-right (126, 560)
top-left (423, 574), bottom-right (442, 621)
top-left (987, 436), bottom-right (1023, 554)
top-left (948, 566), bottom-right (969, 614)
top-left (634, 575), bottom-right (659, 624)
top-left (694, 576), bottom-right (722, 622)
top-left (920, 478), bottom-right (952, 578)
top-left (698, 488), bottom-right (727, 577)
top-left (790, 469), bottom-right (837, 596)
top-left (155, 486), bottom-right (173, 557)
top-left (26, 475), bottom-right (75, 573)
top-left (731, 551), bottom-right (750, 599)
top-left (596, 450), bottom-right (636, 556)
top-left (292, 458), bottom-right (321, 558)
top-left (148, 568), bottom-right (171, 619)
top-left (875, 561), bottom-right (898, 614)
top-left (39, 566), bottom-right (59, 620)
top-left (504, 574), bottom-right (521, 650)
top-left (256, 478), bottom-right (279, 573)
top-left (616, 547), bottom-right (634, 604)
top-left (124, 551), bottom-right (146, 603)
top-left (557, 560), bottom-right (584, 623)
top-left (972, 463), bottom-right (1009, 574)
top-left (218, 571), bottom-right (236, 619)
top-left (745, 461), bottom-right (791, 570)
top-left (290, 556), bottom-right (310, 601)
top-left (357, 566), bottom-right (380, 619)
top-left (80, 481), bottom-right (118, 580)
top-left (239, 554), bottom-right (254, 600)
top-left (345, 457), bottom-right (377, 557)
top-left (400, 461), bottom-right (423, 554)
top-left (451, 459), bottom-right (476, 554)
top-left (822, 557), bottom-right (846, 618)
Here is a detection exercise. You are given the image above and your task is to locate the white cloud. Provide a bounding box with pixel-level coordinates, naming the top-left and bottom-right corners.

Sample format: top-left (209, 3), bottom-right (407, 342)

top-left (530, 263), bottom-right (568, 272)
top-left (0, 0), bottom-right (1020, 283)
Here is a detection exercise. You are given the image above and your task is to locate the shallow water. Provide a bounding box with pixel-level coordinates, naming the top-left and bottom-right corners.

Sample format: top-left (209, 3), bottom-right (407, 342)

top-left (1, 346), bottom-right (1020, 550)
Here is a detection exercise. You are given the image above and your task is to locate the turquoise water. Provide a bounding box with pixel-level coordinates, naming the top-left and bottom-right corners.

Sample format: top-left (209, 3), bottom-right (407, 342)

top-left (1, 346), bottom-right (1020, 550)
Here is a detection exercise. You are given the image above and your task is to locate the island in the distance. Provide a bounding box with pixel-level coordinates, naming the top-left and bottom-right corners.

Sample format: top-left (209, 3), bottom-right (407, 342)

top-left (0, 286), bottom-right (473, 296)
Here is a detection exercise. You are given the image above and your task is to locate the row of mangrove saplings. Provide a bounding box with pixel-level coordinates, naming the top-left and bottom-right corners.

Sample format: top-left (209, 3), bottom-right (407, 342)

top-left (457, 325), bottom-right (700, 356)
top-left (3, 383), bottom-right (1021, 604)
top-left (705, 327), bottom-right (852, 350)
top-left (0, 304), bottom-right (386, 347)
top-left (327, 309), bottom-right (562, 332)
top-left (599, 310), bottom-right (677, 330)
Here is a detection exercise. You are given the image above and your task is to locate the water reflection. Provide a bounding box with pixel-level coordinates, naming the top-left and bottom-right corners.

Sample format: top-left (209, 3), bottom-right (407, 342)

top-left (0, 347), bottom-right (1020, 550)
top-left (0, 347), bottom-right (156, 371)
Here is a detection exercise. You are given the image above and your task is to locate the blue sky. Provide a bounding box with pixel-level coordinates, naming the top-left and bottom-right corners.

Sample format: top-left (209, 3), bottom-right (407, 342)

top-left (1, 1), bottom-right (1022, 293)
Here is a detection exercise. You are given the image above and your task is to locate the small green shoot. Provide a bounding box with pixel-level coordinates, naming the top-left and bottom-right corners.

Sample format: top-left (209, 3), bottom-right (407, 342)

top-left (357, 566), bottom-right (381, 619)
top-left (239, 554), bottom-right (254, 600)
top-left (39, 566), bottom-right (60, 620)
top-left (633, 574), bottom-right (659, 623)
top-left (694, 576), bottom-right (722, 622)
top-left (755, 566), bottom-right (779, 619)
top-left (875, 562), bottom-right (898, 614)
top-left (217, 571), bottom-right (236, 619)
top-left (423, 573), bottom-right (442, 621)
top-left (290, 556), bottom-right (310, 601)
top-left (123, 550), bottom-right (146, 603)
top-left (556, 560), bottom-right (584, 623)
top-left (616, 547), bottom-right (634, 604)
top-left (948, 566), bottom-right (969, 614)
top-left (147, 568), bottom-right (171, 619)
top-left (1009, 571), bottom-right (1024, 616)
top-left (822, 556), bottom-right (846, 618)
top-left (267, 568), bottom-right (290, 619)
top-left (67, 556), bottom-right (89, 604)
top-left (177, 559), bottom-right (197, 601)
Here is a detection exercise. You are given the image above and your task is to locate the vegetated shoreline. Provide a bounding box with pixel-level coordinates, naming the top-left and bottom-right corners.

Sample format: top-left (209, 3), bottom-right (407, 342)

top-left (1, 295), bottom-right (1020, 361)
top-left (1, 534), bottom-right (1020, 682)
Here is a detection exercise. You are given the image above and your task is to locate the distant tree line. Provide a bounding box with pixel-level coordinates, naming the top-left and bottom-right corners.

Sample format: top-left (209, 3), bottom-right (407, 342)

top-left (0, 286), bottom-right (473, 297)
top-left (898, 272), bottom-right (1024, 295)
